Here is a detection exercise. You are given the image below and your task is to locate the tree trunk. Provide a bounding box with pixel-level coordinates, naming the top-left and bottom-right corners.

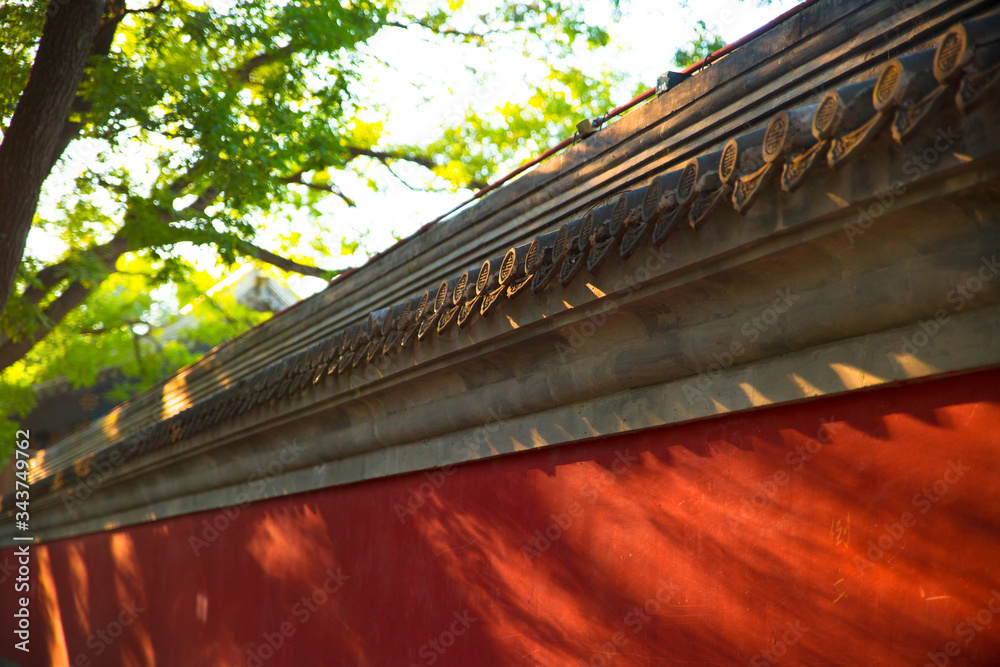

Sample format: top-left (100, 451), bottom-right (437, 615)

top-left (0, 0), bottom-right (107, 317)
top-left (0, 236), bottom-right (127, 373)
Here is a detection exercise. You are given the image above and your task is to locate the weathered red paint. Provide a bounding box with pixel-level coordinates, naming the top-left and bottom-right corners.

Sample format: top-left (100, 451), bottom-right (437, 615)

top-left (3, 368), bottom-right (1000, 666)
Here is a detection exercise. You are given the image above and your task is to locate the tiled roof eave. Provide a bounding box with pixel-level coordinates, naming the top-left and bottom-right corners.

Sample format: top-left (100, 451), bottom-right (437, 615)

top-left (8, 9), bottom-right (1000, 514)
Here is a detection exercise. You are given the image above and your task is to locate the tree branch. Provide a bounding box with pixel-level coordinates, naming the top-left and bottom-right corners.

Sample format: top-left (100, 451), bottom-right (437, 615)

top-left (162, 184), bottom-right (220, 222)
top-left (3, 158), bottom-right (335, 370)
top-left (0, 234), bottom-right (334, 372)
top-left (279, 172), bottom-right (356, 207)
top-left (382, 160), bottom-right (442, 193)
top-left (344, 146), bottom-right (487, 190)
top-left (78, 318), bottom-right (154, 336)
top-left (233, 241), bottom-right (334, 280)
top-left (155, 192), bottom-right (336, 279)
top-left (18, 238), bottom-right (128, 310)
top-left (346, 146), bottom-right (437, 170)
top-left (79, 326), bottom-right (117, 335)
top-left (0, 280), bottom-right (99, 373)
top-left (234, 43), bottom-right (296, 83)
top-left (124, 0), bottom-right (165, 15)
top-left (130, 326), bottom-right (146, 376)
top-left (384, 19), bottom-right (495, 45)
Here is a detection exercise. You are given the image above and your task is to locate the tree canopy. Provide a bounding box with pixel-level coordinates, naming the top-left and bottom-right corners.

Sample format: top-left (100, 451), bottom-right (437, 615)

top-left (0, 0), bottom-right (733, 453)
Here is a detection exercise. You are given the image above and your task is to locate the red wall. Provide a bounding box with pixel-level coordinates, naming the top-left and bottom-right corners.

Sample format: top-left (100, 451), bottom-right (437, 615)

top-left (3, 368), bottom-right (1000, 666)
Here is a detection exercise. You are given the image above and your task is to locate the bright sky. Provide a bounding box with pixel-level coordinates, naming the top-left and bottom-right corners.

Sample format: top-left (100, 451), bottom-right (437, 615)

top-left (28, 0), bottom-right (799, 302)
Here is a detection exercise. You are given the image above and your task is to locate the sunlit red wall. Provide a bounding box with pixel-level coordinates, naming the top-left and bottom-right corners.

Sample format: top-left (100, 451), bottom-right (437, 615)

top-left (3, 368), bottom-right (1000, 667)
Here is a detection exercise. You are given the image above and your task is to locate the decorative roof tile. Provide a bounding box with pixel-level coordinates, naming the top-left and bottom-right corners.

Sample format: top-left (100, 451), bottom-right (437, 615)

top-left (9, 10), bottom-right (1000, 509)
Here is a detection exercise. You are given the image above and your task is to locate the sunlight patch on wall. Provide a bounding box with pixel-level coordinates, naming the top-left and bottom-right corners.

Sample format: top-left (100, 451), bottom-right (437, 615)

top-left (829, 362), bottom-right (888, 390)
top-left (247, 505), bottom-right (339, 588)
top-left (109, 532), bottom-right (156, 667)
top-left (100, 409), bottom-right (122, 443)
top-left (160, 371), bottom-right (193, 419)
top-left (66, 541), bottom-right (90, 638)
top-left (37, 545), bottom-right (70, 667)
top-left (788, 373), bottom-right (825, 398)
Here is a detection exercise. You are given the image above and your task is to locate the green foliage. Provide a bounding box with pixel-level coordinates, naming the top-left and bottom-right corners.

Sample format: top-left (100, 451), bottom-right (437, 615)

top-left (423, 67), bottom-right (625, 189)
top-left (0, 0), bottom-right (741, 463)
top-left (0, 256), bottom-right (272, 449)
top-left (0, 0), bottom-right (618, 455)
top-left (673, 20), bottom-right (727, 68)
top-left (0, 0), bottom-right (41, 124)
